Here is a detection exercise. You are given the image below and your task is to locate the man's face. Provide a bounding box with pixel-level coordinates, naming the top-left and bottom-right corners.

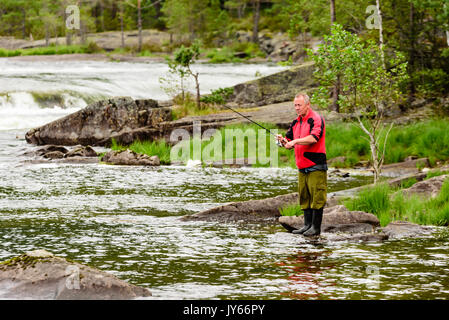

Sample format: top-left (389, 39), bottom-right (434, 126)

top-left (294, 96), bottom-right (310, 117)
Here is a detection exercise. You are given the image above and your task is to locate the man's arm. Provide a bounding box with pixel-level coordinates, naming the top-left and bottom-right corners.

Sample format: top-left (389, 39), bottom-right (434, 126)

top-left (284, 135), bottom-right (317, 149)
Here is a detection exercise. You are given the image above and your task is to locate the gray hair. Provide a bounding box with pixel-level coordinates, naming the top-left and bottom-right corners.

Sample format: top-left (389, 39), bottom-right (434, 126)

top-left (294, 93), bottom-right (310, 105)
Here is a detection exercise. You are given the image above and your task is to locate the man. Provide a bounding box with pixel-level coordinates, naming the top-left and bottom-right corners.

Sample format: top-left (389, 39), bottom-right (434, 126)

top-left (277, 93), bottom-right (327, 237)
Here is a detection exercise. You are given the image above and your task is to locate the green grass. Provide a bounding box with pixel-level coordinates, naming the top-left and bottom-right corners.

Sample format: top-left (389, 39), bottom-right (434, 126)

top-left (325, 119), bottom-right (449, 168)
top-left (345, 178), bottom-right (449, 227)
top-left (111, 139), bottom-right (172, 165)
top-left (279, 203), bottom-right (303, 216)
top-left (0, 42), bottom-right (103, 57)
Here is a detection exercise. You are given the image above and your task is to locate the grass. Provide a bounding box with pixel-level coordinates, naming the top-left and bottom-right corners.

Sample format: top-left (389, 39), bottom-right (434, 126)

top-left (279, 203), bottom-right (303, 217)
top-left (107, 118), bottom-right (449, 170)
top-left (324, 119), bottom-right (449, 168)
top-left (345, 178), bottom-right (449, 227)
top-left (0, 42), bottom-right (103, 57)
top-left (111, 139), bottom-right (172, 165)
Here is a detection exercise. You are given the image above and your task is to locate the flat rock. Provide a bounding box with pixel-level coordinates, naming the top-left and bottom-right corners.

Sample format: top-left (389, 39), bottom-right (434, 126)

top-left (279, 205), bottom-right (380, 233)
top-left (382, 221), bottom-right (435, 239)
top-left (181, 193), bottom-right (298, 223)
top-left (0, 250), bottom-right (151, 300)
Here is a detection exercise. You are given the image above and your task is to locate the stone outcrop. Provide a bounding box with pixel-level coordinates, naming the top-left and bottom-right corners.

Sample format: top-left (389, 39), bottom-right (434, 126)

top-left (22, 145), bottom-right (99, 164)
top-left (181, 193), bottom-right (298, 223)
top-left (0, 250), bottom-right (151, 300)
top-left (400, 174), bottom-right (449, 198)
top-left (101, 149), bottom-right (160, 166)
top-left (381, 221), bottom-right (435, 239)
top-left (25, 97), bottom-right (172, 146)
top-left (225, 61), bottom-right (316, 108)
top-left (278, 205), bottom-right (380, 234)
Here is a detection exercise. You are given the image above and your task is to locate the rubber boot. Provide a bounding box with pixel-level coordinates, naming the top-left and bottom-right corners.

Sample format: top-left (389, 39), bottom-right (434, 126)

top-left (292, 208), bottom-right (313, 234)
top-left (303, 208), bottom-right (323, 237)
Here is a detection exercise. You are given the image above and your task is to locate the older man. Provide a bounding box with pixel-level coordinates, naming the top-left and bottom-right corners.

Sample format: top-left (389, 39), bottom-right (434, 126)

top-left (277, 93), bottom-right (327, 236)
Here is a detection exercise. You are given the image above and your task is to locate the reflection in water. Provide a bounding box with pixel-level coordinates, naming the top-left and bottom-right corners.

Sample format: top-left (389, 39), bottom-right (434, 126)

top-left (278, 243), bottom-right (335, 300)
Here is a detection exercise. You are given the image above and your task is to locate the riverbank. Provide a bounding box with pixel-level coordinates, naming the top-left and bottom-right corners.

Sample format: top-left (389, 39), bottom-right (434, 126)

top-left (0, 29), bottom-right (300, 64)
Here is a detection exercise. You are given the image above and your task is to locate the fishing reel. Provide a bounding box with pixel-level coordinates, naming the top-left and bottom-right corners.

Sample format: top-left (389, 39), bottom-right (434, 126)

top-left (275, 136), bottom-right (286, 147)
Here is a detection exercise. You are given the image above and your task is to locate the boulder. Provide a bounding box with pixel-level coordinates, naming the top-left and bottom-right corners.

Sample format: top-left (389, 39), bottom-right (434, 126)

top-left (64, 145), bottom-right (98, 158)
top-left (181, 193), bottom-right (299, 223)
top-left (0, 250), bottom-right (151, 300)
top-left (25, 97), bottom-right (172, 146)
top-left (401, 174), bottom-right (449, 198)
top-left (101, 149), bottom-right (160, 166)
top-left (278, 205), bottom-right (380, 234)
top-left (381, 221), bottom-right (435, 239)
top-left (225, 61), bottom-right (316, 108)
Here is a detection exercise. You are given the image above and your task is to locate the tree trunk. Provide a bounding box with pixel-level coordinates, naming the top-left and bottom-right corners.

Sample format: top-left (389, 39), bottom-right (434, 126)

top-left (252, 0), bottom-right (260, 44)
top-left (120, 2), bottom-right (125, 48)
top-left (194, 73), bottom-right (201, 109)
top-left (330, 0), bottom-right (336, 25)
top-left (331, 76), bottom-right (340, 112)
top-left (408, 2), bottom-right (416, 99)
top-left (138, 0), bottom-right (142, 52)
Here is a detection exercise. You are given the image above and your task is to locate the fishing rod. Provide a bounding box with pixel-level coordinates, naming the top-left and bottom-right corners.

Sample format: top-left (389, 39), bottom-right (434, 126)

top-left (221, 104), bottom-right (285, 147)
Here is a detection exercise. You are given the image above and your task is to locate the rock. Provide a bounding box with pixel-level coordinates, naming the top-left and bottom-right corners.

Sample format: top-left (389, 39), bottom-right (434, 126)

top-left (64, 145), bottom-right (98, 158)
top-left (225, 61), bottom-right (316, 108)
top-left (278, 205), bottom-right (380, 234)
top-left (43, 151), bottom-right (65, 159)
top-left (382, 221), bottom-right (435, 239)
top-left (25, 97), bottom-right (172, 146)
top-left (381, 158), bottom-right (430, 177)
top-left (181, 193), bottom-right (299, 223)
top-left (0, 250), bottom-right (151, 300)
top-left (401, 174), bottom-right (449, 198)
top-left (101, 149), bottom-right (160, 166)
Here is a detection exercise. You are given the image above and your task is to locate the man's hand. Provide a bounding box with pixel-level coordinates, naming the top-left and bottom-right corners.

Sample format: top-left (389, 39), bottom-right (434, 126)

top-left (284, 140), bottom-right (295, 149)
top-left (276, 134), bottom-right (288, 147)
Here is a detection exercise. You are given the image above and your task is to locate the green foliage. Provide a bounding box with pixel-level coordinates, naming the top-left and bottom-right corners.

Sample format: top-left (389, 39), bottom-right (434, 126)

top-left (200, 87), bottom-right (234, 105)
top-left (110, 138), bottom-right (172, 165)
top-left (279, 203), bottom-right (303, 217)
top-left (0, 43), bottom-right (104, 57)
top-left (345, 178), bottom-right (449, 226)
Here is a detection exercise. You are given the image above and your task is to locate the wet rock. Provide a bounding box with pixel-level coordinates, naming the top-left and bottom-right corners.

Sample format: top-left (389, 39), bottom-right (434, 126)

top-left (43, 151), bottom-right (65, 159)
top-left (0, 250), bottom-right (151, 300)
top-left (101, 149), bottom-right (160, 166)
top-left (64, 145), bottom-right (98, 158)
top-left (322, 232), bottom-right (389, 243)
top-left (382, 221), bottom-right (435, 239)
top-left (25, 97), bottom-right (172, 146)
top-left (278, 205), bottom-right (380, 234)
top-left (181, 193), bottom-right (298, 223)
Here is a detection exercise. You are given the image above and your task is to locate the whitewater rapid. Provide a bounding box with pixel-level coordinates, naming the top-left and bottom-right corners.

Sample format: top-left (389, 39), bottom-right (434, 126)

top-left (0, 58), bottom-right (287, 131)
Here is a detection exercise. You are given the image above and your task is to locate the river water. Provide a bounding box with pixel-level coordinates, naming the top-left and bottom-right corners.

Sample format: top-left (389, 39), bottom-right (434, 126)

top-left (0, 59), bottom-right (448, 300)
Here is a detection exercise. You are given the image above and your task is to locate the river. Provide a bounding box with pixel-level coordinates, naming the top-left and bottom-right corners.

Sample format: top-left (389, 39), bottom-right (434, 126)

top-left (0, 58), bottom-right (448, 299)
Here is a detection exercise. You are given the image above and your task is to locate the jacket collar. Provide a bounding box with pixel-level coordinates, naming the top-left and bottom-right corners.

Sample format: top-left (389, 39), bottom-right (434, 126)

top-left (297, 108), bottom-right (312, 122)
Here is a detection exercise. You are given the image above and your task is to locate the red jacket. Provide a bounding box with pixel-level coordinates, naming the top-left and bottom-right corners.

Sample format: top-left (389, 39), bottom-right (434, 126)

top-left (285, 108), bottom-right (327, 170)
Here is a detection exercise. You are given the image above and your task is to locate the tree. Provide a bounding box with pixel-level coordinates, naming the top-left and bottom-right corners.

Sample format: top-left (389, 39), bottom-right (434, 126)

top-left (308, 24), bottom-right (409, 183)
top-left (166, 41), bottom-right (202, 108)
top-left (252, 0), bottom-right (260, 44)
